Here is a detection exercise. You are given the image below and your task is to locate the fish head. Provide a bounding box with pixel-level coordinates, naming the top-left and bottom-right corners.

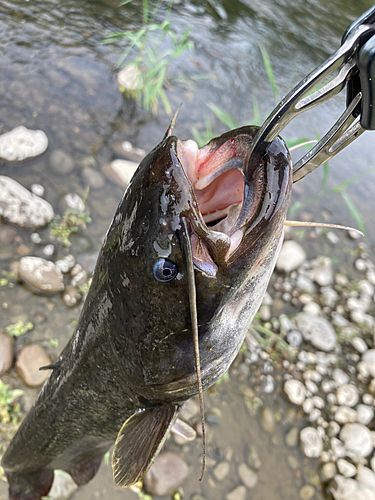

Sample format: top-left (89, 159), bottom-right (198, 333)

top-left (99, 125), bottom-right (292, 402)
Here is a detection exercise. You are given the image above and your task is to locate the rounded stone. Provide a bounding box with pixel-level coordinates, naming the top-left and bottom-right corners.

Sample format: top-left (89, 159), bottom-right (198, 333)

top-left (144, 452), bottom-right (188, 496)
top-left (299, 485), bottom-right (315, 500)
top-left (213, 461), bottom-right (230, 481)
top-left (320, 462), bottom-right (337, 482)
top-left (329, 475), bottom-right (375, 500)
top-left (238, 463), bottom-right (258, 489)
top-left (300, 427), bottom-right (323, 458)
top-left (276, 240), bottom-right (306, 273)
top-left (259, 406), bottom-right (275, 432)
top-left (226, 485), bottom-right (246, 500)
top-left (102, 159), bottom-right (138, 188)
top-left (362, 350), bottom-right (375, 378)
top-left (356, 404), bottom-right (374, 425)
top-left (0, 331), bottom-right (14, 375)
top-left (0, 126), bottom-right (48, 161)
top-left (81, 167), bottom-right (105, 190)
top-left (334, 406), bottom-right (357, 424)
top-left (16, 344), bottom-right (51, 387)
top-left (294, 313), bottom-right (336, 351)
top-left (285, 426), bottom-right (299, 447)
top-left (62, 286), bottom-right (81, 308)
top-left (340, 423), bottom-right (373, 460)
top-left (50, 149), bottom-right (74, 175)
top-left (357, 465), bottom-right (375, 492)
top-left (337, 459), bottom-right (356, 478)
top-left (336, 385), bottom-right (359, 407)
top-left (284, 379), bottom-right (306, 405)
top-left (18, 257), bottom-right (64, 294)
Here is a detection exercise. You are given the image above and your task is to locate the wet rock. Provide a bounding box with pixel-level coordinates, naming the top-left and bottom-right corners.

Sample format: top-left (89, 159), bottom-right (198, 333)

top-left (0, 331), bottom-right (14, 375)
top-left (259, 406), bottom-right (275, 432)
top-left (276, 240), bottom-right (306, 273)
top-left (336, 385), bottom-right (359, 407)
top-left (117, 64), bottom-right (140, 90)
top-left (247, 446), bottom-right (261, 470)
top-left (285, 426), bottom-right (299, 447)
top-left (112, 140), bottom-right (145, 162)
top-left (320, 462), bottom-right (337, 482)
top-left (362, 350), bottom-right (375, 377)
top-left (300, 427), bottom-right (323, 458)
top-left (0, 224), bottom-right (17, 245)
top-left (284, 379), bottom-right (306, 405)
top-left (0, 126), bottom-right (48, 161)
top-left (351, 337), bottom-right (368, 353)
top-left (337, 459), bottom-right (356, 478)
top-left (238, 462), bottom-right (258, 488)
top-left (302, 301), bottom-right (321, 316)
top-left (144, 451), bottom-right (188, 496)
top-left (330, 474), bottom-right (374, 500)
top-left (334, 406), bottom-right (357, 424)
top-left (333, 368), bottom-right (350, 386)
top-left (16, 344), bottom-right (51, 387)
top-left (171, 418), bottom-right (196, 445)
top-left (48, 470), bottom-right (78, 499)
top-left (55, 255), bottom-right (75, 274)
top-left (294, 313), bottom-right (336, 351)
top-left (340, 423), bottom-right (373, 460)
top-left (213, 461), bottom-right (230, 481)
top-left (59, 193), bottom-right (85, 212)
top-left (0, 176), bottom-right (54, 229)
top-left (50, 149), bottom-right (75, 175)
top-left (225, 485), bottom-right (246, 500)
top-left (62, 286), bottom-right (81, 308)
top-left (102, 159), bottom-right (138, 188)
top-left (30, 183), bottom-right (45, 197)
top-left (308, 256), bottom-right (333, 286)
top-left (299, 485), bottom-right (315, 500)
top-left (18, 256), bottom-right (64, 294)
top-left (356, 404), bottom-right (374, 425)
top-left (357, 465), bottom-right (375, 492)
top-left (286, 330), bottom-right (303, 347)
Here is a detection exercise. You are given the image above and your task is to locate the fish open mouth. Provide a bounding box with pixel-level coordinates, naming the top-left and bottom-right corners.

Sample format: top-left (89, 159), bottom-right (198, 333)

top-left (177, 130), bottom-right (265, 258)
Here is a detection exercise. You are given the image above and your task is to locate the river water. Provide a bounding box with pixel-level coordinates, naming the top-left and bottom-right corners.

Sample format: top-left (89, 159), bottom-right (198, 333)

top-left (0, 1), bottom-right (375, 499)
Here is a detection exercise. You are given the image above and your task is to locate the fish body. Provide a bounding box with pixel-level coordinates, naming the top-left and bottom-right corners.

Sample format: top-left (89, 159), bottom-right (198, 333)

top-left (2, 125), bottom-right (292, 499)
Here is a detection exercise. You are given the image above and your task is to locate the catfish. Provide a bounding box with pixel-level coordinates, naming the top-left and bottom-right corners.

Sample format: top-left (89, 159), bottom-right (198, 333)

top-left (2, 123), bottom-right (292, 499)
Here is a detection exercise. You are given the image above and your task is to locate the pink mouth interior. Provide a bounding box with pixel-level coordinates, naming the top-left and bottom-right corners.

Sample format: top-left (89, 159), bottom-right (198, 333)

top-left (179, 138), bottom-right (245, 230)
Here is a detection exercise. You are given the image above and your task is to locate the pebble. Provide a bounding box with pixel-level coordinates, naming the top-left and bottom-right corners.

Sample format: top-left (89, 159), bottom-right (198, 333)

top-left (48, 470), bottom-right (78, 499)
top-left (59, 193), bottom-right (85, 212)
top-left (299, 485), bottom-right (315, 500)
top-left (81, 167), bottom-right (105, 190)
top-left (333, 368), bottom-right (350, 386)
top-left (50, 149), bottom-right (75, 175)
top-left (305, 379), bottom-right (318, 394)
top-left (62, 286), bottom-right (81, 308)
top-left (352, 337), bottom-right (368, 353)
top-left (303, 398), bottom-right (314, 414)
top-left (117, 64), bottom-right (140, 90)
top-left (102, 159), bottom-right (138, 188)
top-left (300, 427), bottom-right (323, 458)
top-left (259, 406), bottom-right (275, 432)
top-left (294, 313), bottom-right (336, 351)
top-left (330, 475), bottom-right (375, 500)
top-left (331, 438), bottom-right (347, 461)
top-left (285, 426), bottom-right (299, 447)
top-left (276, 240), bottom-right (306, 273)
top-left (340, 423), bottom-right (373, 460)
top-left (171, 418), bottom-right (196, 444)
top-left (302, 301), bottom-right (321, 315)
top-left (144, 452), bottom-right (189, 496)
top-left (55, 255), bottom-right (75, 274)
top-left (362, 350), bottom-right (375, 377)
top-left (356, 405), bottom-right (374, 425)
top-left (357, 465), bottom-right (375, 492)
top-left (18, 256), bottom-right (64, 294)
top-left (16, 344), bottom-right (51, 387)
top-left (247, 446), bottom-right (261, 470)
top-left (337, 459), bottom-right (356, 478)
top-left (284, 379), bottom-right (306, 405)
top-left (0, 126), bottom-right (48, 161)
top-left (309, 256), bottom-right (334, 286)
top-left (327, 421), bottom-right (341, 438)
top-left (0, 176), bottom-right (54, 229)
top-left (286, 330), bottom-right (303, 347)
top-left (0, 331), bottom-right (14, 375)
top-left (335, 406), bottom-right (357, 424)
top-left (179, 399), bottom-right (199, 422)
top-left (213, 461), bottom-right (230, 481)
top-left (336, 384), bottom-right (359, 407)
top-left (320, 462), bottom-right (337, 482)
top-left (112, 140), bottom-right (145, 162)
top-left (225, 485), bottom-right (246, 500)
top-left (238, 463), bottom-right (258, 488)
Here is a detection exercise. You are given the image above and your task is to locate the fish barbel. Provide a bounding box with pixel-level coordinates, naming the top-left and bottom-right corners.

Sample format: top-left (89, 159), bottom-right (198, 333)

top-left (2, 123), bottom-right (292, 499)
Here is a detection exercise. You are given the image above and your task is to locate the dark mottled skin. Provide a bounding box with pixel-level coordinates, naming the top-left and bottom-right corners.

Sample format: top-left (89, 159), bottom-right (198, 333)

top-left (2, 126), bottom-right (292, 499)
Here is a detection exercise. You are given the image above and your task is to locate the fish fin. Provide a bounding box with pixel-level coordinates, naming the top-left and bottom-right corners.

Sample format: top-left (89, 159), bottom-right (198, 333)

top-left (112, 403), bottom-right (180, 487)
top-left (6, 468), bottom-right (54, 500)
top-left (39, 361), bottom-right (61, 371)
top-left (163, 104), bottom-right (182, 139)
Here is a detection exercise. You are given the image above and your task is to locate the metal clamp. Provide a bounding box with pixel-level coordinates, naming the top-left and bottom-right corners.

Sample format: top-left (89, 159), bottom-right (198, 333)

top-left (247, 6), bottom-right (375, 183)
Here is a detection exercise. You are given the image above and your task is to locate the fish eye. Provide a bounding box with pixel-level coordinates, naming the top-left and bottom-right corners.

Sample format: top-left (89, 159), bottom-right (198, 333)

top-left (153, 259), bottom-right (178, 282)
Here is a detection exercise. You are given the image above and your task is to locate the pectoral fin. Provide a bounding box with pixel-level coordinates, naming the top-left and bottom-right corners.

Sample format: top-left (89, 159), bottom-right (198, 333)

top-left (112, 403), bottom-right (180, 487)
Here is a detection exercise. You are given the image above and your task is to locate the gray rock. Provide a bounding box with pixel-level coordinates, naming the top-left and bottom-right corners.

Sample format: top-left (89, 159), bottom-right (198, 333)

top-left (302, 301), bottom-right (321, 316)
top-left (171, 418), bottom-right (196, 445)
top-left (0, 126), bottom-right (48, 161)
top-left (299, 485), bottom-right (315, 500)
top-left (178, 399), bottom-right (199, 422)
top-left (276, 240), bottom-right (306, 273)
top-left (308, 256), bottom-right (334, 286)
top-left (300, 427), bottom-right (323, 458)
top-left (102, 159), bottom-right (138, 188)
top-left (333, 368), bottom-right (350, 386)
top-left (259, 406), bottom-right (275, 432)
top-left (213, 461), bottom-right (230, 481)
top-left (238, 462), bottom-right (258, 488)
top-left (320, 462), bottom-right (337, 482)
top-left (284, 379), bottom-right (306, 405)
top-left (285, 426), bottom-right (299, 447)
top-left (362, 350), bottom-right (375, 377)
top-left (330, 475), bottom-right (374, 500)
top-left (48, 470), bottom-right (78, 499)
top-left (16, 344), bottom-right (51, 387)
top-left (286, 330), bottom-right (303, 347)
top-left (294, 313), bottom-right (336, 351)
top-left (356, 404), bottom-right (374, 425)
top-left (117, 65), bottom-right (140, 90)
top-left (144, 451), bottom-right (188, 496)
top-left (331, 438), bottom-right (347, 461)
top-left (0, 331), bottom-right (14, 375)
top-left (225, 486), bottom-right (246, 500)
top-left (55, 255), bottom-right (75, 274)
top-left (18, 256), bottom-right (64, 294)
top-left (340, 423), bottom-right (373, 460)
top-left (81, 167), bottom-right (105, 190)
top-left (357, 465), bottom-right (375, 492)
top-left (0, 176), bottom-right (54, 229)
top-left (337, 459), bottom-right (356, 478)
top-left (351, 337), bottom-right (368, 353)
top-left (336, 385), bottom-right (359, 407)
top-left (50, 149), bottom-right (74, 175)
top-left (248, 446), bottom-right (261, 470)
top-left (335, 406), bottom-right (357, 425)
top-left (59, 193), bottom-right (85, 212)
top-left (62, 286), bottom-right (81, 308)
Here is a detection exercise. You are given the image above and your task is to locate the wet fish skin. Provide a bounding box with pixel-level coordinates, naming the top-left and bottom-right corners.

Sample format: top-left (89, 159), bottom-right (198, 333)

top-left (2, 126), bottom-right (292, 498)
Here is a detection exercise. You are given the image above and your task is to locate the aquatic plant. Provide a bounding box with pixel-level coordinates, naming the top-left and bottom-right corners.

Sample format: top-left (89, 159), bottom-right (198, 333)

top-left (5, 321), bottom-right (33, 337)
top-left (0, 381), bottom-right (23, 425)
top-left (104, 0), bottom-right (194, 114)
top-left (0, 271), bottom-right (17, 289)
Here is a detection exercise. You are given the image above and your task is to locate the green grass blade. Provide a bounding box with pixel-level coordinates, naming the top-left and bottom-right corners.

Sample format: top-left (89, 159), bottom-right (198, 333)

top-left (258, 44), bottom-right (279, 103)
top-left (321, 161), bottom-right (330, 189)
top-left (208, 103), bottom-right (238, 130)
top-left (340, 191), bottom-right (366, 235)
top-left (252, 95), bottom-right (260, 125)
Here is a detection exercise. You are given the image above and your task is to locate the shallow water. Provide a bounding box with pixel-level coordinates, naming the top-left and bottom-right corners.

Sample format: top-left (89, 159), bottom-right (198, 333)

top-left (0, 1), bottom-right (375, 499)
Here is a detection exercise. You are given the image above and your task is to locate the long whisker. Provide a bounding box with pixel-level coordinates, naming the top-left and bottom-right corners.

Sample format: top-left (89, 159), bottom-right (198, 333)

top-left (284, 220), bottom-right (364, 236)
top-left (180, 217), bottom-right (206, 482)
